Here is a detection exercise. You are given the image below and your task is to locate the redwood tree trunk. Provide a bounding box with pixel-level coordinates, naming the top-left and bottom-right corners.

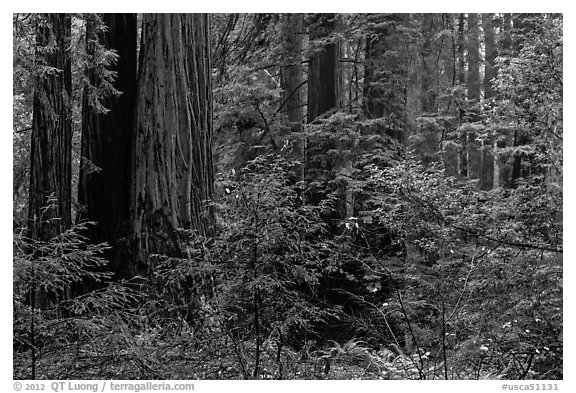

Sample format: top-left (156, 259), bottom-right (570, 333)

top-left (482, 13), bottom-right (497, 101)
top-left (131, 14), bottom-right (214, 271)
top-left (362, 13), bottom-right (408, 142)
top-left (28, 13), bottom-right (72, 241)
top-left (456, 13), bottom-right (466, 86)
top-left (510, 14), bottom-right (531, 189)
top-left (280, 13), bottom-right (305, 132)
top-left (421, 13), bottom-right (439, 113)
top-left (79, 14), bottom-right (137, 277)
top-left (482, 13), bottom-right (497, 189)
top-left (466, 13), bottom-right (481, 103)
top-left (307, 13), bottom-right (341, 122)
top-left (466, 13), bottom-right (481, 182)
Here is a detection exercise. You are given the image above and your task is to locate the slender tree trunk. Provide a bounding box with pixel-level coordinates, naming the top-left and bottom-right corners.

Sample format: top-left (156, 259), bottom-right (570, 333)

top-left (457, 13), bottom-right (466, 86)
top-left (466, 13), bottom-right (481, 182)
top-left (483, 13), bottom-right (497, 189)
top-left (132, 14), bottom-right (214, 272)
top-left (79, 13), bottom-right (137, 278)
top-left (456, 14), bottom-right (467, 178)
top-left (28, 13), bottom-right (72, 241)
top-left (483, 14), bottom-right (497, 101)
top-left (509, 14), bottom-right (531, 188)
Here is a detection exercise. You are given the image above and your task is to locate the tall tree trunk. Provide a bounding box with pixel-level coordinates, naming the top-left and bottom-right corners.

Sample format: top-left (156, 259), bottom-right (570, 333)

top-left (466, 13), bottom-right (481, 183)
top-left (483, 13), bottom-right (497, 189)
top-left (457, 13), bottom-right (466, 86)
top-left (456, 13), bottom-right (470, 177)
top-left (280, 14), bottom-right (305, 132)
top-left (509, 13), bottom-right (531, 189)
top-left (132, 14), bottom-right (214, 272)
top-left (493, 14), bottom-right (513, 188)
top-left (362, 13), bottom-right (408, 143)
top-left (456, 13), bottom-right (467, 178)
top-left (28, 13), bottom-right (72, 241)
top-left (79, 14), bottom-right (137, 278)
top-left (421, 13), bottom-right (438, 113)
top-left (482, 14), bottom-right (497, 101)
top-left (466, 13), bottom-right (481, 103)
top-left (280, 14), bottom-right (306, 201)
top-left (307, 13), bottom-right (341, 122)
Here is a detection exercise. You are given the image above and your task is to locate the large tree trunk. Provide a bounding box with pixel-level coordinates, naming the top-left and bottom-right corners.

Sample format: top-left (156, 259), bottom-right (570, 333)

top-left (421, 13), bottom-right (438, 113)
top-left (280, 14), bottom-right (305, 132)
top-left (280, 14), bottom-right (307, 201)
top-left (28, 13), bottom-right (72, 241)
top-left (131, 14), bottom-right (214, 272)
top-left (362, 13), bottom-right (408, 143)
top-left (79, 14), bottom-right (137, 278)
top-left (307, 13), bottom-right (342, 122)
top-left (466, 13), bottom-right (481, 103)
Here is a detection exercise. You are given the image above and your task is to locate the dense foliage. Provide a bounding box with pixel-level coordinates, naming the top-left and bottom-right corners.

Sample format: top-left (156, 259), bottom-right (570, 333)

top-left (13, 13), bottom-right (562, 380)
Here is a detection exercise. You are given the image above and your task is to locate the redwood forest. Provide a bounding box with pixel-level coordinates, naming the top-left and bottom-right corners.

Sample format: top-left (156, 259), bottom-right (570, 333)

top-left (12, 13), bottom-right (562, 380)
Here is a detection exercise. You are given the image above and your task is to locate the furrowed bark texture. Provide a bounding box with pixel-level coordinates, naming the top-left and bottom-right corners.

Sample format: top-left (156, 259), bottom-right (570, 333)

top-left (28, 13), bottom-right (72, 241)
top-left (280, 13), bottom-right (305, 132)
top-left (132, 14), bottom-right (214, 270)
top-left (307, 13), bottom-right (342, 122)
top-left (466, 13), bottom-right (481, 103)
top-left (421, 13), bottom-right (439, 113)
top-left (79, 13), bottom-right (137, 277)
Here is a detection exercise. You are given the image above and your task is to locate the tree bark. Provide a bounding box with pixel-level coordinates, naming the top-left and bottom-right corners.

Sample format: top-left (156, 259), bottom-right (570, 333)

top-left (132, 14), bottom-right (214, 271)
top-left (28, 13), bottom-right (72, 241)
top-left (307, 13), bottom-right (342, 122)
top-left (79, 14), bottom-right (137, 278)
top-left (466, 13), bottom-right (481, 183)
top-left (509, 13), bottom-right (531, 189)
top-left (362, 13), bottom-right (408, 143)
top-left (421, 13), bottom-right (438, 113)
top-left (482, 14), bottom-right (497, 101)
top-left (457, 13), bottom-right (466, 86)
top-left (466, 13), bottom-right (481, 103)
top-left (483, 13), bottom-right (497, 189)
top-left (280, 14), bottom-right (305, 132)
